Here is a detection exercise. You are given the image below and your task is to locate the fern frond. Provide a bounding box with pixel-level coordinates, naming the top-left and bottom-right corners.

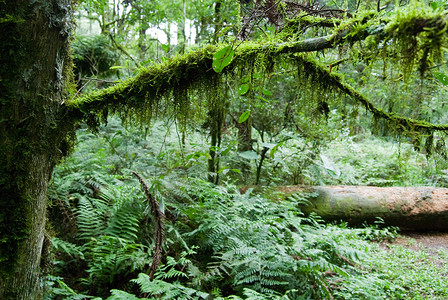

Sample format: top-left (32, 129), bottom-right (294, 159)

top-left (52, 237), bottom-right (84, 259)
top-left (75, 195), bottom-right (105, 241)
top-left (106, 201), bottom-right (141, 242)
top-left (132, 171), bottom-right (165, 281)
top-left (162, 267), bottom-right (188, 280)
top-left (132, 273), bottom-right (209, 299)
top-left (108, 289), bottom-right (142, 300)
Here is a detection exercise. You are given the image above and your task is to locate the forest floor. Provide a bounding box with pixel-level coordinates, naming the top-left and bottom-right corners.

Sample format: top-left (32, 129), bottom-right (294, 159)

top-left (400, 232), bottom-right (448, 252)
top-left (385, 232), bottom-right (448, 265)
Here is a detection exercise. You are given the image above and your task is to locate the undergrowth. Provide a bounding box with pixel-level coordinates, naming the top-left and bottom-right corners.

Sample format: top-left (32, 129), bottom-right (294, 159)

top-left (45, 119), bottom-right (448, 299)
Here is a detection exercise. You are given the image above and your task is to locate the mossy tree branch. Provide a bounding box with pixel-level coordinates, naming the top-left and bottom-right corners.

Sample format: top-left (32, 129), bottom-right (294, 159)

top-left (68, 8), bottom-right (448, 137)
top-left (296, 55), bottom-right (448, 132)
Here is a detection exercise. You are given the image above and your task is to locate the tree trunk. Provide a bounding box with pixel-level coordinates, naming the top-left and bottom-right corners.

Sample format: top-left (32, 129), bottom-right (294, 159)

top-left (213, 0), bottom-right (222, 43)
top-left (237, 116), bottom-right (253, 152)
top-left (0, 1), bottom-right (75, 299)
top-left (283, 186), bottom-right (448, 231)
top-left (207, 102), bottom-right (225, 184)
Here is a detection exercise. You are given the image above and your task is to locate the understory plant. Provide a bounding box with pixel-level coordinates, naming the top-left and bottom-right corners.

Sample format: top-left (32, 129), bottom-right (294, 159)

top-left (45, 119), bottom-right (448, 299)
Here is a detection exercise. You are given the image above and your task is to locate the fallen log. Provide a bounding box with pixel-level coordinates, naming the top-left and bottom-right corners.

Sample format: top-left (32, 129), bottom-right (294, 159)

top-left (284, 186), bottom-right (448, 231)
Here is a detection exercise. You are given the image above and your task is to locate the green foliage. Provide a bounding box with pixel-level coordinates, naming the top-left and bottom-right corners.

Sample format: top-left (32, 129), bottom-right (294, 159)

top-left (44, 275), bottom-right (92, 300)
top-left (130, 256), bottom-right (209, 299)
top-left (238, 110), bottom-right (251, 123)
top-left (434, 71), bottom-right (448, 85)
top-left (49, 184), bottom-right (151, 296)
top-left (213, 45), bottom-right (235, 73)
top-left (47, 129), bottom-right (157, 297)
top-left (46, 121), bottom-right (448, 299)
top-left (46, 2), bottom-right (448, 294)
top-left (72, 35), bottom-right (118, 77)
top-left (383, 0), bottom-right (448, 77)
top-left (316, 131), bottom-right (448, 187)
top-left (5, 0), bottom-right (448, 298)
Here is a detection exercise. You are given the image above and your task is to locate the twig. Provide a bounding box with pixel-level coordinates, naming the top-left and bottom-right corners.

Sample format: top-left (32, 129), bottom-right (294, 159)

top-left (64, 78), bottom-right (92, 105)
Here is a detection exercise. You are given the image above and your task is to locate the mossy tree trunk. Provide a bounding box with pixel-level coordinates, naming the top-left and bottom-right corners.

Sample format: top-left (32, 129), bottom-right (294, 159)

top-left (0, 1), bottom-right (75, 299)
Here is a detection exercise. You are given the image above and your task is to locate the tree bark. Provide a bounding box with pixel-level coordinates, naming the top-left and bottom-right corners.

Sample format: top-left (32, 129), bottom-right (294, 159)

top-left (284, 186), bottom-right (448, 231)
top-left (0, 1), bottom-right (75, 298)
top-left (213, 0), bottom-right (222, 43)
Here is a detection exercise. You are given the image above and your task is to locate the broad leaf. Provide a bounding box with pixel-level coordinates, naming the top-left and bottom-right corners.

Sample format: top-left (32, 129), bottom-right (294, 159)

top-left (260, 142), bottom-right (277, 149)
top-left (161, 44), bottom-right (170, 53)
top-left (434, 72), bottom-right (448, 86)
top-left (262, 88), bottom-right (272, 96)
top-left (212, 45), bottom-right (234, 73)
top-left (320, 154), bottom-right (340, 177)
top-left (238, 110), bottom-right (251, 123)
top-left (431, 1), bottom-right (446, 10)
top-left (270, 142), bottom-right (283, 159)
top-left (239, 151), bottom-right (258, 160)
top-left (238, 83), bottom-right (250, 95)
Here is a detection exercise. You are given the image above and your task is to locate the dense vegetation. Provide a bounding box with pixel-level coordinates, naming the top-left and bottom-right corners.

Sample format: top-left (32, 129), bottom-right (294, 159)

top-left (2, 0), bottom-right (448, 298)
top-left (45, 0), bottom-right (448, 299)
top-left (45, 120), bottom-right (448, 299)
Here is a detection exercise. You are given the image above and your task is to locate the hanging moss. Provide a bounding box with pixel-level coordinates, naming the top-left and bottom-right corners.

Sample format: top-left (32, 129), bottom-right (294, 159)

top-left (384, 1), bottom-right (448, 78)
top-left (69, 45), bottom-right (221, 129)
top-left (69, 4), bottom-right (448, 156)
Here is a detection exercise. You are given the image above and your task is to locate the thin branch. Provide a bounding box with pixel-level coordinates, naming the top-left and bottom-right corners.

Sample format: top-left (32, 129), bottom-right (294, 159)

top-left (107, 33), bottom-right (138, 65)
top-left (81, 77), bottom-right (118, 84)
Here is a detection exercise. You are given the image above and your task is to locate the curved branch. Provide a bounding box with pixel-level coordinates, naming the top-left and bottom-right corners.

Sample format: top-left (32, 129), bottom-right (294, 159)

top-left (67, 11), bottom-right (448, 134)
top-left (297, 55), bottom-right (448, 132)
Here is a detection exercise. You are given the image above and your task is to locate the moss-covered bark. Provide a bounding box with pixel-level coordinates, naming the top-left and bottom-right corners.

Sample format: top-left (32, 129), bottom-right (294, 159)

top-left (300, 186), bottom-right (448, 231)
top-left (0, 1), bottom-right (447, 298)
top-left (0, 1), bottom-right (75, 298)
top-left (68, 5), bottom-right (448, 147)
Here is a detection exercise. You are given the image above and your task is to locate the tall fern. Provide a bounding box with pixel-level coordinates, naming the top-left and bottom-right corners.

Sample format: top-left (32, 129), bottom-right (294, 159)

top-left (172, 181), bottom-right (371, 298)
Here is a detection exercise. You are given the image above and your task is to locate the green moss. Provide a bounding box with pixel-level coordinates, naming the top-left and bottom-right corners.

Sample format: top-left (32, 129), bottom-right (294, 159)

top-left (67, 2), bottom-right (448, 158)
top-left (69, 11), bottom-right (448, 150)
top-left (0, 14), bottom-right (24, 24)
top-left (0, 0), bottom-right (77, 278)
top-left (69, 44), bottom-right (219, 127)
top-left (278, 13), bottom-right (341, 41)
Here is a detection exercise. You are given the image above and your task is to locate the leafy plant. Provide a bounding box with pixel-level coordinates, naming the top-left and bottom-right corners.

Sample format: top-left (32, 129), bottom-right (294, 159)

top-left (46, 118), bottom-right (448, 300)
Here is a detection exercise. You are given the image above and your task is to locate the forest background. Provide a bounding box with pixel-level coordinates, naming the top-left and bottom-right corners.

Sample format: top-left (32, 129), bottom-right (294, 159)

top-left (2, 0), bottom-right (448, 299)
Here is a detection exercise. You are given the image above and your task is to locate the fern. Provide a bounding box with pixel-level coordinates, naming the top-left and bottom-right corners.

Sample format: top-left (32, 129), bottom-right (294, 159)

top-left (105, 199), bottom-right (142, 242)
top-left (43, 275), bottom-right (92, 300)
top-left (173, 182), bottom-right (370, 298)
top-left (132, 273), bottom-right (209, 300)
top-left (52, 237), bottom-right (84, 259)
top-left (52, 174), bottom-right (151, 294)
top-left (48, 120), bottom-right (432, 299)
top-left (75, 195), bottom-right (106, 241)
top-left (107, 289), bottom-right (142, 300)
